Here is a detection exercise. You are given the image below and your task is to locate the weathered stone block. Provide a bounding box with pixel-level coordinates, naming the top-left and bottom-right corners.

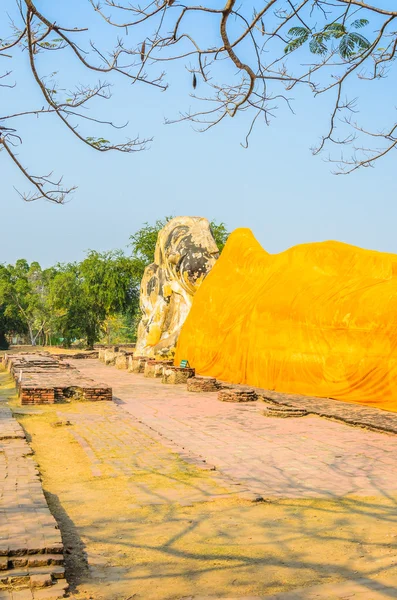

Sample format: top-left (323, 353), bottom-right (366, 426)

top-left (128, 356), bottom-right (149, 374)
top-left (144, 360), bottom-right (173, 378)
top-left (30, 573), bottom-right (52, 588)
top-left (218, 389), bottom-right (257, 402)
top-left (262, 405), bottom-right (308, 418)
top-left (9, 557), bottom-right (28, 568)
top-left (187, 376), bottom-right (219, 393)
top-left (104, 350), bottom-right (117, 366)
top-left (115, 354), bottom-right (129, 370)
top-left (162, 366), bottom-right (195, 385)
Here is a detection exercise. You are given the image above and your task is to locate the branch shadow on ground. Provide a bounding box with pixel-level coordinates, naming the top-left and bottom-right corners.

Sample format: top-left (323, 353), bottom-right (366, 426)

top-left (45, 454), bottom-right (397, 600)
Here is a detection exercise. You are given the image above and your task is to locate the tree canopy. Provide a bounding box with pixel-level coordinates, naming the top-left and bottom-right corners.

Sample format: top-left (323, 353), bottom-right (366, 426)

top-left (1, 1), bottom-right (395, 203)
top-left (0, 260), bottom-right (54, 346)
top-left (50, 250), bottom-right (141, 349)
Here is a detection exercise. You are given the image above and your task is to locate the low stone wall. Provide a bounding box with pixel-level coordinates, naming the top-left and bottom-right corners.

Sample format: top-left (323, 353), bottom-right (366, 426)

top-left (53, 351), bottom-right (99, 360)
top-left (20, 385), bottom-right (112, 406)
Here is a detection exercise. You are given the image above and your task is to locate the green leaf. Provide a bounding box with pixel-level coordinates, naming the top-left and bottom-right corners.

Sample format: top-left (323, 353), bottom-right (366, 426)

top-left (323, 22), bottom-right (346, 39)
top-left (351, 19), bottom-right (369, 29)
top-left (339, 34), bottom-right (356, 58)
top-left (339, 32), bottom-right (370, 58)
top-left (288, 26), bottom-right (310, 38)
top-left (349, 32), bottom-right (371, 50)
top-left (284, 27), bottom-right (310, 54)
top-left (309, 35), bottom-right (328, 55)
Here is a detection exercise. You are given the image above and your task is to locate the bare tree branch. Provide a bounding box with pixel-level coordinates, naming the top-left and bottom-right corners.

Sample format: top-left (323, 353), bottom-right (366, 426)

top-left (1, 0), bottom-right (396, 203)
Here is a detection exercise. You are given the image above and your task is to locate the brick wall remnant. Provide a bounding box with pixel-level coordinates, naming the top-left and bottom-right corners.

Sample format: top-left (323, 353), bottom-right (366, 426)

top-left (4, 353), bottom-right (112, 405)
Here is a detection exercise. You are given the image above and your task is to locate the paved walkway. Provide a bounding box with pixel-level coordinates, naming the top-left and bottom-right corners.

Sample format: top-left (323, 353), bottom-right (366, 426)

top-left (73, 360), bottom-right (397, 500)
top-left (63, 407), bottom-right (239, 505)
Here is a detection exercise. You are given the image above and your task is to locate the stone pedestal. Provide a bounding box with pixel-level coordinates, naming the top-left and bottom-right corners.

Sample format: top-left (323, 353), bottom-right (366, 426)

top-left (218, 388), bottom-right (257, 402)
top-left (162, 366), bottom-right (195, 385)
top-left (144, 360), bottom-right (173, 378)
top-left (115, 354), bottom-right (130, 370)
top-left (104, 349), bottom-right (117, 365)
top-left (187, 376), bottom-right (219, 392)
top-left (262, 405), bottom-right (308, 418)
top-left (128, 356), bottom-right (149, 374)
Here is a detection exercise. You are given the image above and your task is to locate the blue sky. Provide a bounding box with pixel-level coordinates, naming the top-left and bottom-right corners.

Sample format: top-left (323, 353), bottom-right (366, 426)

top-left (1, 1), bottom-right (396, 266)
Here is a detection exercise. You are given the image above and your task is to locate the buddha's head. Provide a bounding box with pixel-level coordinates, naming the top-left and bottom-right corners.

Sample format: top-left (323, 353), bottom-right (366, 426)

top-left (155, 216), bottom-right (219, 294)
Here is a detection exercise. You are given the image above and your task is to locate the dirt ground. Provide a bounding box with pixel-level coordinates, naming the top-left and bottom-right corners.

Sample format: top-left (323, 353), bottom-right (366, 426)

top-left (3, 372), bottom-right (397, 599)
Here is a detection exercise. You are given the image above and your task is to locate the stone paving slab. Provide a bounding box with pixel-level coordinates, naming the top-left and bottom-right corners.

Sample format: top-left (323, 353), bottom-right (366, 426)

top-left (0, 405), bottom-right (25, 440)
top-left (0, 581), bottom-right (67, 599)
top-left (73, 360), bottom-right (397, 499)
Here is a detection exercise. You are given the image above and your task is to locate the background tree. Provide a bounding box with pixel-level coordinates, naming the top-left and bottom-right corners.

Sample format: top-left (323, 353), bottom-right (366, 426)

top-left (0, 216), bottom-right (228, 348)
top-left (0, 303), bottom-right (27, 349)
top-left (0, 260), bottom-right (54, 346)
top-left (51, 250), bottom-right (140, 348)
top-left (1, 1), bottom-right (395, 205)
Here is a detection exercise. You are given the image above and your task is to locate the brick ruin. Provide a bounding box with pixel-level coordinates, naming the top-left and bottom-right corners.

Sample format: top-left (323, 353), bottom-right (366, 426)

top-left (3, 354), bottom-right (112, 405)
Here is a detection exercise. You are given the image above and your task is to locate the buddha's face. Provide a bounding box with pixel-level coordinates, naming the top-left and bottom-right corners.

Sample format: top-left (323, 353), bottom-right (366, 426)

top-left (161, 219), bottom-right (219, 289)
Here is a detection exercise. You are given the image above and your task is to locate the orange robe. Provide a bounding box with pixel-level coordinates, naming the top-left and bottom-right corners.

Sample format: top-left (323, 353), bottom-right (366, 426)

top-left (175, 228), bottom-right (397, 411)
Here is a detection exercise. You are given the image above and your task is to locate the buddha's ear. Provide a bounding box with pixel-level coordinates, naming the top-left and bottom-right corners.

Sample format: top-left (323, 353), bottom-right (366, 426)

top-left (168, 252), bottom-right (181, 266)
